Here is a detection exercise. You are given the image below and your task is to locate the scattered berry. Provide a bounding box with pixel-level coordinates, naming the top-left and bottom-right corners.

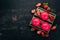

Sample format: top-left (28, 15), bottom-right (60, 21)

top-left (50, 15), bottom-right (54, 21)
top-left (45, 34), bottom-right (49, 37)
top-left (41, 32), bottom-right (45, 37)
top-left (37, 10), bottom-right (41, 16)
top-left (31, 9), bottom-right (36, 13)
top-left (44, 5), bottom-right (48, 9)
top-left (36, 3), bottom-right (41, 7)
top-left (37, 30), bottom-right (42, 35)
top-left (51, 26), bottom-right (56, 30)
top-left (31, 28), bottom-right (35, 31)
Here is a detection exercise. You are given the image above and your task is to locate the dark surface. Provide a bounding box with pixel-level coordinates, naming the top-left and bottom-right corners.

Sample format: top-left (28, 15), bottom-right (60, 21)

top-left (0, 0), bottom-right (60, 40)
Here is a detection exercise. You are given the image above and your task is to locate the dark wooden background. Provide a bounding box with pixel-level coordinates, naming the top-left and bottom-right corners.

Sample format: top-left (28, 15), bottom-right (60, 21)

top-left (0, 0), bottom-right (60, 40)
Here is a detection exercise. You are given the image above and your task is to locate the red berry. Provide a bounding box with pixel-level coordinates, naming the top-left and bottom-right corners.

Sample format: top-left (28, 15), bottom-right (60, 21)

top-left (36, 3), bottom-right (41, 7)
top-left (31, 9), bottom-right (36, 13)
top-left (50, 15), bottom-right (54, 21)
top-left (45, 34), bottom-right (49, 37)
top-left (44, 5), bottom-right (48, 9)
top-left (37, 11), bottom-right (41, 16)
top-left (31, 18), bottom-right (40, 27)
top-left (41, 12), bottom-right (49, 20)
top-left (31, 28), bottom-right (35, 31)
top-left (41, 22), bottom-right (50, 31)
top-left (37, 30), bottom-right (42, 35)
top-left (41, 32), bottom-right (45, 37)
top-left (51, 26), bottom-right (56, 30)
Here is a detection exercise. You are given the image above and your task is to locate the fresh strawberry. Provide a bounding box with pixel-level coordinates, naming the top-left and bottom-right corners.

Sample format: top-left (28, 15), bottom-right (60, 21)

top-left (37, 11), bottom-right (41, 16)
top-left (36, 3), bottom-right (41, 7)
top-left (50, 15), bottom-right (54, 21)
top-left (44, 5), bottom-right (48, 9)
top-left (31, 9), bottom-right (36, 13)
